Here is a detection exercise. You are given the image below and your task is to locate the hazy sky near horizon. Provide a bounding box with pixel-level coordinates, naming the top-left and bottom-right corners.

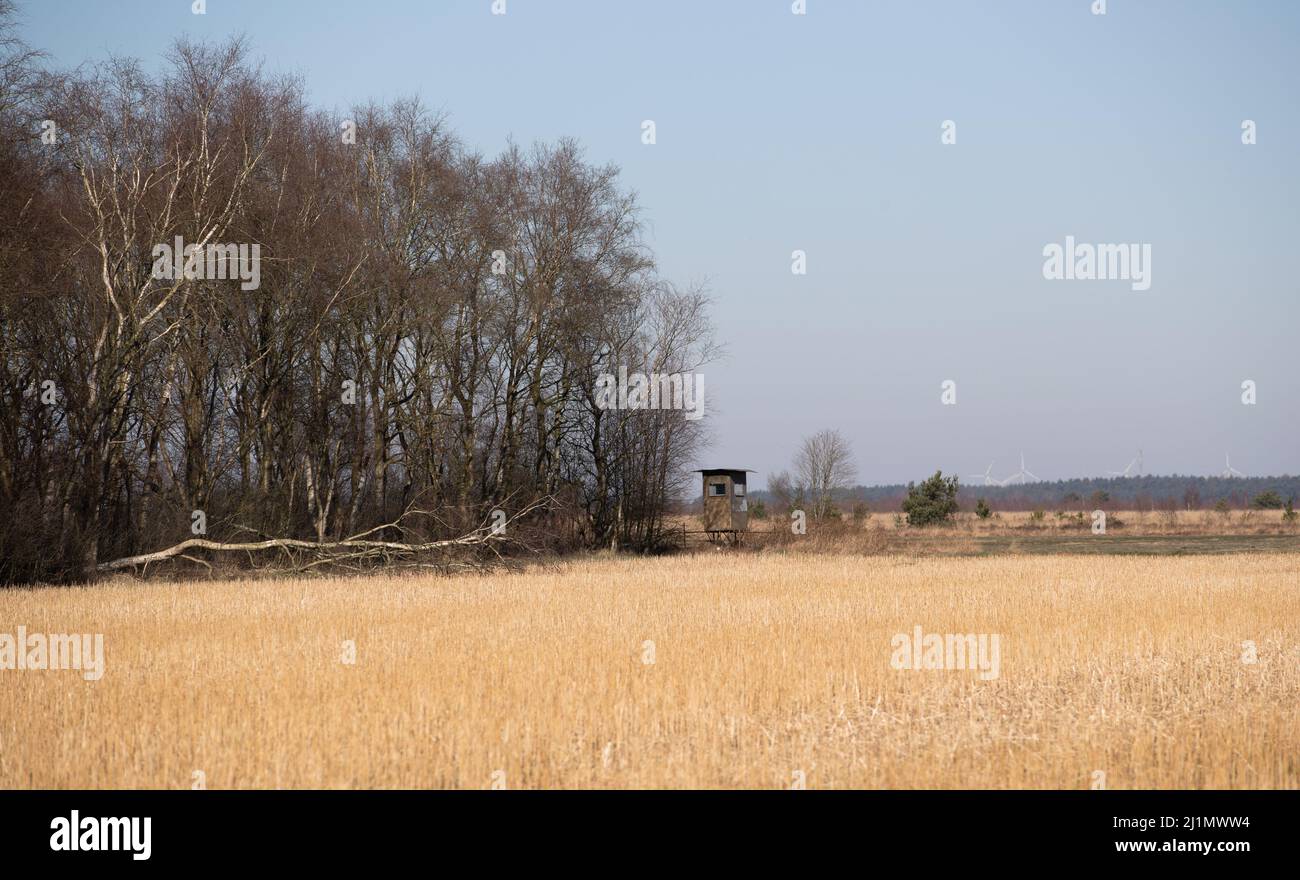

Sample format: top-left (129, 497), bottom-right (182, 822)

top-left (19, 1), bottom-right (1298, 487)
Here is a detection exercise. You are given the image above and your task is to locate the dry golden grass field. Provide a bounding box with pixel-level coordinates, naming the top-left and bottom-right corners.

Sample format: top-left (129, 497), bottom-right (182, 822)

top-left (679, 508), bottom-right (1297, 536)
top-left (886, 508), bottom-right (1295, 532)
top-left (2, 551), bottom-right (1298, 789)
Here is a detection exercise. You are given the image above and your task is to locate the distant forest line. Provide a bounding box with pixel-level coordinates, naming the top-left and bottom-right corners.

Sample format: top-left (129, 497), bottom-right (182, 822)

top-left (750, 474), bottom-right (1300, 513)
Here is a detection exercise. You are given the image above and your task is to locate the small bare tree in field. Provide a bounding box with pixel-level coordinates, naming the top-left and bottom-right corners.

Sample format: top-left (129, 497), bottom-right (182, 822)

top-left (793, 429), bottom-right (858, 519)
top-left (767, 470), bottom-right (796, 513)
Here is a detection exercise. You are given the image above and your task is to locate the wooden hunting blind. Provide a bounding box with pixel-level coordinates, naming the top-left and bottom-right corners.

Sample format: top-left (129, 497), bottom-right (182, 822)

top-left (696, 468), bottom-right (753, 535)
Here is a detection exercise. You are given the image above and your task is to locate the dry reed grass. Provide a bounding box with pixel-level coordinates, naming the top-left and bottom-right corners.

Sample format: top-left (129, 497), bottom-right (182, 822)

top-left (2, 552), bottom-right (1296, 789)
top-left (734, 508), bottom-right (1298, 534)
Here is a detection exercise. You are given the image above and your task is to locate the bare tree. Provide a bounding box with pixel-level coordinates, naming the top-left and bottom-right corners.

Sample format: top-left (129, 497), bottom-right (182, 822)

top-left (793, 429), bottom-right (858, 519)
top-left (767, 470), bottom-right (797, 513)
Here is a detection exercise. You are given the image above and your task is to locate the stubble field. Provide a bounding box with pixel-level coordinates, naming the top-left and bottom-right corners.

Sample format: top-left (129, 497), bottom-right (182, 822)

top-left (2, 552), bottom-right (1297, 789)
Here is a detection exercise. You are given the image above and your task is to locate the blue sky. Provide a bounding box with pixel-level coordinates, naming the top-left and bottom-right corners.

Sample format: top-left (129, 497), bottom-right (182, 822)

top-left (19, 0), bottom-right (1299, 486)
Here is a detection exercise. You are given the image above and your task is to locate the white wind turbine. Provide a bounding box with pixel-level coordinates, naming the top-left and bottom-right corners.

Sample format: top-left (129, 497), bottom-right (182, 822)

top-left (1221, 453), bottom-right (1245, 479)
top-left (1002, 452), bottom-right (1038, 485)
top-left (1109, 449), bottom-right (1143, 478)
top-left (967, 463), bottom-right (999, 486)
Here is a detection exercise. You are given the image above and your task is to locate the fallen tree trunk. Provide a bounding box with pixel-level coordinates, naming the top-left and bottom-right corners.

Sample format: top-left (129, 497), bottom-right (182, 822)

top-left (97, 497), bottom-right (552, 574)
top-left (96, 532), bottom-right (505, 572)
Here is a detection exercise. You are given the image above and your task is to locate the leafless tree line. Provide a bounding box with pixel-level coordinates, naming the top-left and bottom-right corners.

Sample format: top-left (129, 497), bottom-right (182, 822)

top-left (0, 17), bottom-right (716, 583)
